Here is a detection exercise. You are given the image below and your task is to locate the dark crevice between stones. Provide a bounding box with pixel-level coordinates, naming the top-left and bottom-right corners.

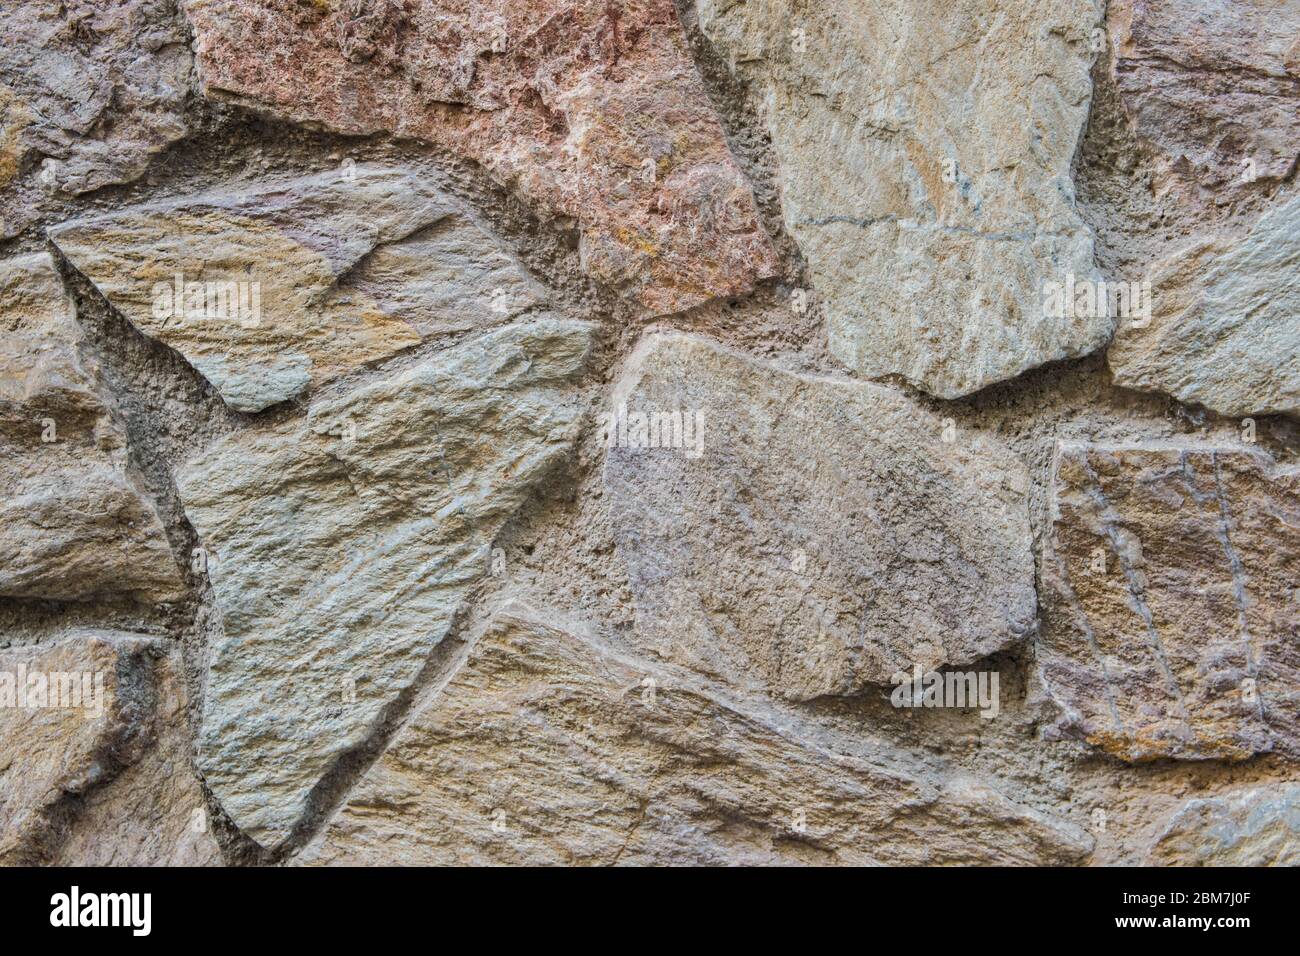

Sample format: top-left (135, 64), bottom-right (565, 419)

top-left (674, 0), bottom-right (806, 285)
top-left (3, 640), bottom-right (162, 865)
top-left (44, 242), bottom-right (260, 865)
top-left (271, 615), bottom-right (474, 865)
top-left (271, 422), bottom-right (598, 864)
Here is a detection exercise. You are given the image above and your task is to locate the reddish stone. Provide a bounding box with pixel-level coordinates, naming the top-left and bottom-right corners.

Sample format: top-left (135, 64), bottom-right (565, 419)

top-left (1109, 0), bottom-right (1300, 197)
top-left (181, 0), bottom-right (779, 314)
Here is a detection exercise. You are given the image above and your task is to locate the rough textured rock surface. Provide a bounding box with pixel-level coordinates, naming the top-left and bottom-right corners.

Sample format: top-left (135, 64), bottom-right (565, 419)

top-left (1108, 193), bottom-right (1300, 418)
top-left (1, 0), bottom-right (1298, 871)
top-left (177, 320), bottom-right (594, 850)
top-left (604, 332), bottom-right (1034, 700)
top-left (0, 253), bottom-right (182, 602)
top-left (1109, 0), bottom-right (1300, 201)
top-left (0, 0), bottom-right (193, 237)
top-left (0, 631), bottom-right (220, 866)
top-left (52, 166), bottom-right (550, 412)
top-left (179, 0), bottom-right (779, 314)
top-left (698, 0), bottom-right (1110, 398)
top-left (301, 603), bottom-right (1091, 865)
top-left (1148, 784), bottom-right (1300, 865)
top-left (1039, 442), bottom-right (1300, 762)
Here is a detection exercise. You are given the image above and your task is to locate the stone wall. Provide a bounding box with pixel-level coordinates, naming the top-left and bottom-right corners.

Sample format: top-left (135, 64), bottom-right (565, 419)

top-left (0, 0), bottom-right (1297, 866)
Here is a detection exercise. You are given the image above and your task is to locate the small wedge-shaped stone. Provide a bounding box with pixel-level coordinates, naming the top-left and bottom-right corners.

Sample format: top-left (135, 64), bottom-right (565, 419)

top-left (1109, 193), bottom-right (1300, 418)
top-left (1109, 0), bottom-right (1300, 198)
top-left (0, 253), bottom-right (182, 602)
top-left (699, 0), bottom-right (1109, 397)
top-left (1039, 442), bottom-right (1300, 762)
top-left (51, 166), bottom-right (549, 413)
top-left (299, 603), bottom-right (1092, 866)
top-left (179, 0), bottom-right (778, 315)
top-left (176, 319), bottom-right (594, 849)
top-left (603, 333), bottom-right (1035, 701)
top-left (1148, 784), bottom-right (1300, 866)
top-left (0, 630), bottom-right (221, 866)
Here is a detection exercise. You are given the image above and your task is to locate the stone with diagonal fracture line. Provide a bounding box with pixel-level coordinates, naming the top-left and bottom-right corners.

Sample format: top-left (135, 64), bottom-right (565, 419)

top-left (1038, 442), bottom-right (1300, 762)
top-left (299, 602), bottom-right (1092, 866)
top-left (50, 166), bottom-right (551, 412)
top-left (176, 319), bottom-right (594, 850)
top-left (178, 0), bottom-right (779, 315)
top-left (698, 0), bottom-right (1110, 397)
top-left (603, 332), bottom-right (1035, 701)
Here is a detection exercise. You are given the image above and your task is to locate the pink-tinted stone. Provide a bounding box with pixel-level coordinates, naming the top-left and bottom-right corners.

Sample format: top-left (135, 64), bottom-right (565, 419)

top-left (180, 0), bottom-right (779, 314)
top-left (1109, 0), bottom-right (1300, 198)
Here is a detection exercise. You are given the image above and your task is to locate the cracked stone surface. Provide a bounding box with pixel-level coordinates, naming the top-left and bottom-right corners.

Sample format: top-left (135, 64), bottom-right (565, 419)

top-left (0, 630), bottom-right (221, 866)
top-left (603, 332), bottom-right (1035, 701)
top-left (1039, 442), bottom-right (1300, 762)
top-left (0, 0), bottom-right (194, 238)
top-left (1148, 784), bottom-right (1300, 865)
top-left (1108, 0), bottom-right (1300, 200)
top-left (179, 0), bottom-right (779, 314)
top-left (299, 602), bottom-right (1092, 866)
top-left (176, 319), bottom-right (594, 850)
top-left (1109, 192), bottom-right (1300, 419)
top-left (51, 166), bottom-right (551, 413)
top-left (1, 0), bottom-right (1299, 872)
top-left (0, 253), bottom-right (182, 602)
top-left (698, 0), bottom-right (1110, 397)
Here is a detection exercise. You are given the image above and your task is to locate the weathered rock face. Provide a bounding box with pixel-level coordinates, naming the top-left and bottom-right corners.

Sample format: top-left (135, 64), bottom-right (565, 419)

top-left (1039, 442), bottom-right (1300, 762)
top-left (1109, 0), bottom-right (1300, 198)
top-left (0, 253), bottom-right (182, 602)
top-left (0, 0), bottom-right (193, 237)
top-left (49, 648), bottom-right (222, 866)
top-left (1108, 193), bottom-right (1300, 418)
top-left (300, 603), bottom-right (1092, 866)
top-left (51, 167), bottom-right (549, 413)
top-left (1148, 784), bottom-right (1300, 866)
top-left (5, 0), bottom-right (1300, 873)
top-left (176, 319), bottom-right (594, 850)
top-left (179, 0), bottom-right (778, 314)
top-left (603, 332), bottom-right (1035, 701)
top-left (698, 0), bottom-right (1109, 398)
top-left (0, 631), bottom-right (220, 866)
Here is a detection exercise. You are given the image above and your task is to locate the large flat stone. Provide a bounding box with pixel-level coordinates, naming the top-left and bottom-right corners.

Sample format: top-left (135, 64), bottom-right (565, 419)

top-left (1039, 442), bottom-right (1300, 762)
top-left (51, 166), bottom-right (549, 412)
top-left (0, 253), bottom-right (182, 602)
top-left (1109, 0), bottom-right (1300, 198)
top-left (176, 319), bottom-right (594, 850)
top-left (299, 603), bottom-right (1092, 866)
top-left (1108, 193), bottom-right (1300, 418)
top-left (699, 0), bottom-right (1109, 397)
top-left (0, 0), bottom-right (193, 237)
top-left (0, 630), bottom-right (221, 866)
top-left (603, 332), bottom-right (1035, 701)
top-left (179, 0), bottom-right (779, 315)
top-left (1148, 784), bottom-right (1300, 865)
